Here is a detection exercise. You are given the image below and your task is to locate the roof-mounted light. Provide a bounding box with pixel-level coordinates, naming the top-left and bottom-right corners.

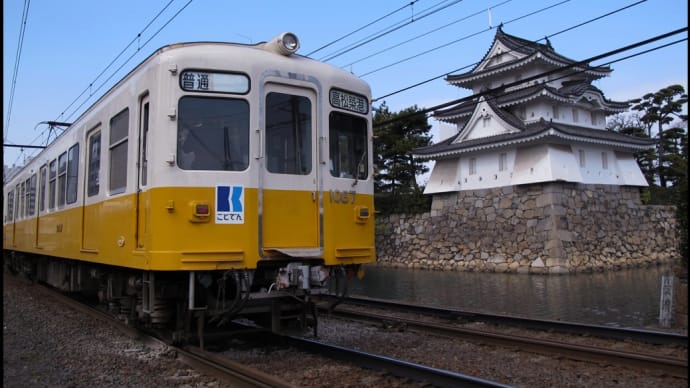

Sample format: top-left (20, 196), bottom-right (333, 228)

top-left (263, 32), bottom-right (300, 56)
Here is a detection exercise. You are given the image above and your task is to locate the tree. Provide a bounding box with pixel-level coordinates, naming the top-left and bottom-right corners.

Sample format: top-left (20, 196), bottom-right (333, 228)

top-left (610, 86), bottom-right (688, 269)
top-left (373, 102), bottom-right (432, 215)
top-left (630, 85), bottom-right (688, 187)
top-left (607, 112), bottom-right (656, 185)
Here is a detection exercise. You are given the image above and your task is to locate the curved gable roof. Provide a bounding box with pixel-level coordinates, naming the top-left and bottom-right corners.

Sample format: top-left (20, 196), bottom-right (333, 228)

top-left (413, 119), bottom-right (655, 161)
top-left (446, 25), bottom-right (612, 87)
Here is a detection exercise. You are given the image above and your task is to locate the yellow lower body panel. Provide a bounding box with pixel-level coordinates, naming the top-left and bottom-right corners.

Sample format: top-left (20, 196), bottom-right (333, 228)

top-left (3, 186), bottom-right (375, 271)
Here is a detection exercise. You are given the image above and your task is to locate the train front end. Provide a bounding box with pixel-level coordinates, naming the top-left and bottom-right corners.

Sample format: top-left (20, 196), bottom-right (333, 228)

top-left (140, 33), bottom-right (375, 335)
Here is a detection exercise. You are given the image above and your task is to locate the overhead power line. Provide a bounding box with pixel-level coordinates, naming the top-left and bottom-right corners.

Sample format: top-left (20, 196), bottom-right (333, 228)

top-left (339, 0), bottom-right (514, 70)
top-left (319, 0), bottom-right (466, 62)
top-left (6, 0), bottom-right (193, 168)
top-left (360, 0), bottom-right (572, 78)
top-left (373, 27), bottom-right (688, 128)
top-left (306, 0), bottom-right (420, 57)
top-left (4, 0), bottom-right (31, 144)
top-left (372, 0), bottom-right (648, 101)
top-left (54, 0), bottom-right (178, 125)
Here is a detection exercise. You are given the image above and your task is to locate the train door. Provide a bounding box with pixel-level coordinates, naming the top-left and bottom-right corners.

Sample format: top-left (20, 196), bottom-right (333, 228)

top-left (82, 127), bottom-right (101, 251)
top-left (135, 95), bottom-right (150, 249)
top-left (260, 84), bottom-right (321, 257)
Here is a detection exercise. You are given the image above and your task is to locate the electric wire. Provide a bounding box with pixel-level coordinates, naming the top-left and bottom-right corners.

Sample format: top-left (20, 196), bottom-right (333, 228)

top-left (62, 0), bottom-right (194, 123)
top-left (7, 0), bottom-right (193, 168)
top-left (372, 0), bottom-right (649, 102)
top-left (359, 0), bottom-right (571, 78)
top-left (3, 0), bottom-right (683, 167)
top-left (305, 0), bottom-right (419, 57)
top-left (4, 0), bottom-right (31, 144)
top-left (339, 0), bottom-right (514, 70)
top-left (319, 0), bottom-right (465, 62)
top-left (54, 0), bottom-right (178, 126)
top-left (373, 28), bottom-right (688, 129)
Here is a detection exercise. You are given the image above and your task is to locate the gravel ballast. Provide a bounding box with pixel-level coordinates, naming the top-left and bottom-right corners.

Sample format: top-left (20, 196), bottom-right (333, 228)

top-left (4, 270), bottom-right (688, 387)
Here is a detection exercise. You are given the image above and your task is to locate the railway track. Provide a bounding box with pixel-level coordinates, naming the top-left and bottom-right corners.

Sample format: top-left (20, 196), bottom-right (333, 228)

top-left (316, 295), bottom-right (688, 378)
top-left (318, 295), bottom-right (688, 346)
top-left (17, 275), bottom-right (514, 387)
top-left (13, 275), bottom-right (293, 387)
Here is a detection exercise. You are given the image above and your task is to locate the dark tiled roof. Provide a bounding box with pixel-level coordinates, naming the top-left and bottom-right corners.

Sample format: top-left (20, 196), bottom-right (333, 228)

top-left (434, 82), bottom-right (629, 122)
top-left (413, 119), bottom-right (655, 160)
top-left (446, 25), bottom-right (611, 85)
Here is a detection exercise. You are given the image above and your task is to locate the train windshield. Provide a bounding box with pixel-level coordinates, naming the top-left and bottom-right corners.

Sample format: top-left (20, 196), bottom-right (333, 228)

top-left (177, 96), bottom-right (250, 171)
top-left (329, 112), bottom-right (368, 179)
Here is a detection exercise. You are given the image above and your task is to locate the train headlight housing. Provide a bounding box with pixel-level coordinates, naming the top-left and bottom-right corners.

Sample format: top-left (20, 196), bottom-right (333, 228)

top-left (263, 32), bottom-right (300, 56)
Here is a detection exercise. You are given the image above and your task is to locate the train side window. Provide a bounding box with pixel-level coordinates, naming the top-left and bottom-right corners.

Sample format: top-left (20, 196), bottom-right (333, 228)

top-left (39, 165), bottom-right (47, 212)
top-left (177, 96), bottom-right (249, 171)
top-left (67, 143), bottom-right (79, 204)
top-left (16, 184), bottom-right (22, 220)
top-left (57, 151), bottom-right (68, 207)
top-left (140, 101), bottom-right (149, 185)
top-left (87, 130), bottom-right (101, 196)
top-left (7, 190), bottom-right (14, 222)
top-left (24, 178), bottom-right (31, 217)
top-left (49, 159), bottom-right (57, 210)
top-left (109, 108), bottom-right (129, 194)
top-left (28, 174), bottom-right (37, 215)
top-left (265, 92), bottom-right (311, 175)
top-left (328, 112), bottom-right (368, 179)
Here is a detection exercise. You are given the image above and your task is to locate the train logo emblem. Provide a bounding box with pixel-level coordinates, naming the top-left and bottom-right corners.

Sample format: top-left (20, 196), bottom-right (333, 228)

top-left (216, 185), bottom-right (244, 224)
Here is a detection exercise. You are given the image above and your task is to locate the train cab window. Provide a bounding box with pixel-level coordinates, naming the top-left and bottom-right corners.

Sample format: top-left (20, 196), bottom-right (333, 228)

top-left (39, 165), bottom-right (47, 212)
top-left (67, 143), bottom-right (79, 204)
top-left (87, 130), bottom-right (101, 197)
top-left (48, 159), bottom-right (57, 210)
top-left (265, 92), bottom-right (311, 175)
top-left (177, 96), bottom-right (249, 171)
top-left (109, 109), bottom-right (129, 194)
top-left (57, 151), bottom-right (67, 207)
top-left (329, 112), bottom-right (368, 179)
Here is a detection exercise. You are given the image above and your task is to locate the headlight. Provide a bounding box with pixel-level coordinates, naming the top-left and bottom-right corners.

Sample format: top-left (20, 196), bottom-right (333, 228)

top-left (263, 32), bottom-right (300, 56)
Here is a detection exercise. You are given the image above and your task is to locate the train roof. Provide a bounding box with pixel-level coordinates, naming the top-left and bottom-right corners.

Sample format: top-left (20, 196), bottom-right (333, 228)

top-left (4, 33), bottom-right (370, 186)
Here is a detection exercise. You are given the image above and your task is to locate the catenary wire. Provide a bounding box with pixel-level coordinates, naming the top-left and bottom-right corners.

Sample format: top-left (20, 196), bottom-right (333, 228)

top-left (3, 0), bottom-right (678, 165)
top-left (54, 0), bottom-right (178, 126)
top-left (339, 0), bottom-right (514, 70)
top-left (61, 0), bottom-right (194, 123)
top-left (7, 0), bottom-right (192, 167)
top-left (359, 0), bottom-right (571, 78)
top-left (305, 0), bottom-right (419, 57)
top-left (372, 0), bottom-right (648, 102)
top-left (4, 0), bottom-right (31, 144)
top-left (373, 28), bottom-right (688, 129)
top-left (319, 0), bottom-right (466, 62)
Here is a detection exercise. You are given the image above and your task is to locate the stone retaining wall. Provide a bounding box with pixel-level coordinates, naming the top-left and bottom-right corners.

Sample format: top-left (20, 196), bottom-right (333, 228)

top-left (375, 182), bottom-right (679, 274)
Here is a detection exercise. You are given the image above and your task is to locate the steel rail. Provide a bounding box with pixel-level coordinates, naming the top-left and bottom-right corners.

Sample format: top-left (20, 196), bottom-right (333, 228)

top-left (283, 335), bottom-right (512, 388)
top-left (24, 276), bottom-right (296, 388)
top-left (326, 304), bottom-right (688, 378)
top-left (320, 295), bottom-right (688, 347)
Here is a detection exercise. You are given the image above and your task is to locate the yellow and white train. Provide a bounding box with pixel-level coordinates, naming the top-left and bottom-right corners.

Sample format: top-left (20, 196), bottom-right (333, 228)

top-left (3, 32), bottom-right (375, 338)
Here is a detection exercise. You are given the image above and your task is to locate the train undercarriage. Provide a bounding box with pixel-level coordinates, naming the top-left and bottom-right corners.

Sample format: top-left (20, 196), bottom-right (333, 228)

top-left (3, 251), bottom-right (358, 344)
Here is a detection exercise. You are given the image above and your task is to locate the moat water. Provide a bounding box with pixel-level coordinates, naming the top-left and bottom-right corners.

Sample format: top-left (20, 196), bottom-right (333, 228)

top-left (348, 264), bottom-right (677, 330)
